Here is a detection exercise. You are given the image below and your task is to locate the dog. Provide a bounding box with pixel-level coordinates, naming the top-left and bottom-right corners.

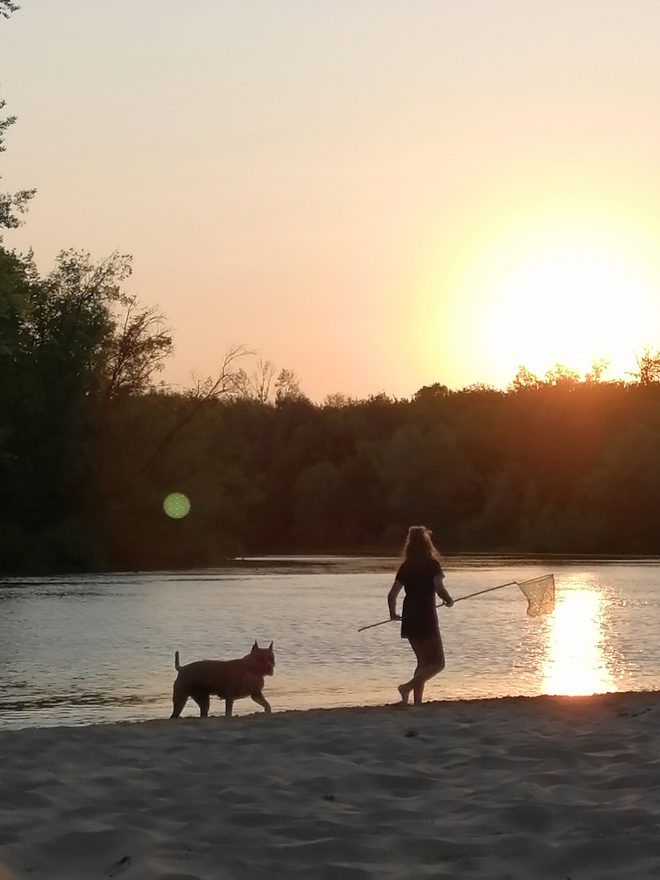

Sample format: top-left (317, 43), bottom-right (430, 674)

top-left (170, 641), bottom-right (275, 719)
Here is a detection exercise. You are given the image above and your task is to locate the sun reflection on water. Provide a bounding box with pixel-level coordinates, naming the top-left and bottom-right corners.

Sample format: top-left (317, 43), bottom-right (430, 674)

top-left (543, 588), bottom-right (615, 696)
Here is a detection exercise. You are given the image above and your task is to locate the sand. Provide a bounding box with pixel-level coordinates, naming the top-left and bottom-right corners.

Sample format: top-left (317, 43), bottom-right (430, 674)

top-left (1, 690), bottom-right (660, 879)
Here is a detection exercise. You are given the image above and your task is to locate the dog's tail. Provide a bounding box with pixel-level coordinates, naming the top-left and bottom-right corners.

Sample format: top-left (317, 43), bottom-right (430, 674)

top-left (174, 650), bottom-right (181, 672)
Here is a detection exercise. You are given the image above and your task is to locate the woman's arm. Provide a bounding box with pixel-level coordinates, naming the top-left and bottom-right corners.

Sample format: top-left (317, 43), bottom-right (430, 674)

top-left (433, 574), bottom-right (454, 607)
top-left (387, 580), bottom-right (404, 620)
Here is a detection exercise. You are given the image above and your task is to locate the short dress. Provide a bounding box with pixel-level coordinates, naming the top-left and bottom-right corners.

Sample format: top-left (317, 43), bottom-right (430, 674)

top-left (396, 556), bottom-right (444, 641)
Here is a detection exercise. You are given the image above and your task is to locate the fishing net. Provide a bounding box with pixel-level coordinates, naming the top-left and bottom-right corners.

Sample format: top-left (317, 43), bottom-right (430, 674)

top-left (518, 574), bottom-right (555, 617)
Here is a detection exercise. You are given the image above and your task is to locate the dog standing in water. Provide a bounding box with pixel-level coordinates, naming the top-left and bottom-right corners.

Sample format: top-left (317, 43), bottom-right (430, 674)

top-left (171, 641), bottom-right (275, 718)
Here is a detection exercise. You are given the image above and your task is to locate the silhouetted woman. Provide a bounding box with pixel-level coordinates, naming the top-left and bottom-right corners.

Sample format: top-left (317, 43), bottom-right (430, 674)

top-left (387, 525), bottom-right (453, 705)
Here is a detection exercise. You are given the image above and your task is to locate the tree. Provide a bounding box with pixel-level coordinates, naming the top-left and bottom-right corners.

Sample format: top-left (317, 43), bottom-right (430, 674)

top-left (1, 4), bottom-right (35, 233)
top-left (0, 248), bottom-right (176, 569)
top-left (380, 423), bottom-right (428, 524)
top-left (0, 102), bottom-right (34, 231)
top-left (234, 357), bottom-right (276, 403)
top-left (293, 461), bottom-right (345, 548)
top-left (584, 359), bottom-right (608, 384)
top-left (0, 248), bottom-right (34, 486)
top-left (323, 392), bottom-right (354, 408)
top-left (632, 349), bottom-right (660, 386)
top-left (104, 297), bottom-right (172, 399)
top-left (413, 383), bottom-right (450, 403)
top-left (139, 345), bottom-right (248, 476)
top-left (275, 368), bottom-right (308, 405)
top-left (509, 365), bottom-right (542, 391)
top-left (544, 363), bottom-right (580, 388)
top-left (22, 249), bottom-right (172, 406)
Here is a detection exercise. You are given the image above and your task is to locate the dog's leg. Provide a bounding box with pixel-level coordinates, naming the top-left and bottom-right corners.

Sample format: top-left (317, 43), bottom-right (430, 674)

top-left (251, 692), bottom-right (271, 714)
top-left (191, 691), bottom-right (210, 718)
top-left (225, 697), bottom-right (234, 718)
top-left (171, 684), bottom-right (188, 719)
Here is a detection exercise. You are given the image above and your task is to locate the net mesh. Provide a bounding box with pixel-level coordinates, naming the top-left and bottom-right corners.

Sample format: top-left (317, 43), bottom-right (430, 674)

top-left (519, 574), bottom-right (555, 617)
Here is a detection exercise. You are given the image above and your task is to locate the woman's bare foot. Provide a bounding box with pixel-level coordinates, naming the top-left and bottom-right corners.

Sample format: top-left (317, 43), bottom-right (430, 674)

top-left (398, 684), bottom-right (411, 705)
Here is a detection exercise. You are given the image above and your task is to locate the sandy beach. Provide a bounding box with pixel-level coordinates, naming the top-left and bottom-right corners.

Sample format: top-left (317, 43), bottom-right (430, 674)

top-left (1, 690), bottom-right (660, 879)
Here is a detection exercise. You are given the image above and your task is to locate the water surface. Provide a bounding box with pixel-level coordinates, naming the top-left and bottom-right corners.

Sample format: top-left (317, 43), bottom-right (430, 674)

top-left (1, 556), bottom-right (659, 729)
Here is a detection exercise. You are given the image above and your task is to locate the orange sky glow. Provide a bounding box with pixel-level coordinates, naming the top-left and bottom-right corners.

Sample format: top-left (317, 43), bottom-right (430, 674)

top-left (3, 1), bottom-right (660, 400)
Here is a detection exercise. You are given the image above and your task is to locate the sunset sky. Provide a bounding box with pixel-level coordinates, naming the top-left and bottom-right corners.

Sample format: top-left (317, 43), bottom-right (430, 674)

top-left (3, 1), bottom-right (660, 400)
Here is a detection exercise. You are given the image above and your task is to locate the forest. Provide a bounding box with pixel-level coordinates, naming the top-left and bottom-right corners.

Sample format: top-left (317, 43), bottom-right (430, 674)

top-left (2, 2), bottom-right (660, 573)
top-left (2, 231), bottom-right (660, 572)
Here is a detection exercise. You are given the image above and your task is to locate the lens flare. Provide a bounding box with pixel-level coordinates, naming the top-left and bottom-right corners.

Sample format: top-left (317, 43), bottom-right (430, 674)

top-left (163, 492), bottom-right (191, 520)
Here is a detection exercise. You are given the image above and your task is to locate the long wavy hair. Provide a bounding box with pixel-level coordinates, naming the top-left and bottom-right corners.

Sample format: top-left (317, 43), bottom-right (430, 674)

top-left (402, 525), bottom-right (440, 563)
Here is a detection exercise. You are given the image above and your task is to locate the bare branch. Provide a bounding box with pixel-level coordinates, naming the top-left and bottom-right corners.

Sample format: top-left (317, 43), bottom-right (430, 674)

top-left (141, 345), bottom-right (251, 474)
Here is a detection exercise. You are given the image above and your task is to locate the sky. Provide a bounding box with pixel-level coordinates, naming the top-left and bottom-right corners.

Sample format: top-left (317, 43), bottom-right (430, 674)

top-left (3, 0), bottom-right (660, 400)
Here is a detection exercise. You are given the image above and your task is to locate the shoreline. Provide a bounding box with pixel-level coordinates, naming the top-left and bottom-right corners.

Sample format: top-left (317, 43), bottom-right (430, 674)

top-left (2, 551), bottom-right (660, 579)
top-left (2, 689), bottom-right (660, 878)
top-left (3, 686), bottom-right (660, 737)
top-left (2, 686), bottom-right (660, 735)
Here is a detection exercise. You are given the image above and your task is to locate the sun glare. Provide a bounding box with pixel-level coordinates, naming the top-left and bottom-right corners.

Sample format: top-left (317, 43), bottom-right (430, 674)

top-left (543, 589), bottom-right (614, 696)
top-left (480, 230), bottom-right (658, 381)
top-left (424, 201), bottom-right (660, 390)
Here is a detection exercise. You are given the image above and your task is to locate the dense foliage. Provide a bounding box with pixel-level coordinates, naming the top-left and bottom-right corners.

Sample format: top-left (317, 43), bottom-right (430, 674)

top-left (92, 366), bottom-right (660, 566)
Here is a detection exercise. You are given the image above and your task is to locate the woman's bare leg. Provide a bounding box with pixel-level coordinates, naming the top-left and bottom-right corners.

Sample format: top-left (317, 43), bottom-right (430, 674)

top-left (413, 677), bottom-right (426, 706)
top-left (415, 637), bottom-right (445, 704)
top-left (398, 639), bottom-right (422, 705)
top-left (411, 640), bottom-right (425, 704)
top-left (412, 640), bottom-right (428, 705)
top-left (399, 636), bottom-right (445, 705)
top-left (398, 663), bottom-right (442, 704)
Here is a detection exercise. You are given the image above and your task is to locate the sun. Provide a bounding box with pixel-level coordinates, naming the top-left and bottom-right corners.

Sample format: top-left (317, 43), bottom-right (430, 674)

top-left (414, 196), bottom-right (660, 391)
top-left (459, 214), bottom-right (660, 385)
top-left (481, 232), bottom-right (657, 381)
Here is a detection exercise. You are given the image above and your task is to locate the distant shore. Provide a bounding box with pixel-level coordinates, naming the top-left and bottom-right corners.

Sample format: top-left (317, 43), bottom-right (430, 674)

top-left (3, 551), bottom-right (660, 579)
top-left (2, 689), bottom-right (660, 879)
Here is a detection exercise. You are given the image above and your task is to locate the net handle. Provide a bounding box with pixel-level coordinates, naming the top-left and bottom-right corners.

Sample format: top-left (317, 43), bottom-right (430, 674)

top-left (357, 580), bottom-right (519, 632)
top-left (449, 580), bottom-right (519, 604)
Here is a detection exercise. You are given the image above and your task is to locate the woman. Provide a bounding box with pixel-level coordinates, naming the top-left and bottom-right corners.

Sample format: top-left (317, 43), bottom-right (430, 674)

top-left (387, 525), bottom-right (454, 705)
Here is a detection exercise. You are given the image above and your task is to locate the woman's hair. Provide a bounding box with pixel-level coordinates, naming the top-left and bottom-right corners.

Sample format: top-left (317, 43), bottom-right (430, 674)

top-left (402, 525), bottom-right (440, 562)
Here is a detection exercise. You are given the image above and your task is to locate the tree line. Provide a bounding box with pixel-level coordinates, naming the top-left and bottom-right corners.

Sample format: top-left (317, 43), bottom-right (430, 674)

top-left (2, 3), bottom-right (660, 572)
top-left (1, 237), bottom-right (659, 573)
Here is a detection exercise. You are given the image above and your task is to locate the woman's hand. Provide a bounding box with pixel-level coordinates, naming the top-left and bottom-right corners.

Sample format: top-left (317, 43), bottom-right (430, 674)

top-left (388, 579), bottom-right (404, 621)
top-left (444, 596), bottom-right (454, 608)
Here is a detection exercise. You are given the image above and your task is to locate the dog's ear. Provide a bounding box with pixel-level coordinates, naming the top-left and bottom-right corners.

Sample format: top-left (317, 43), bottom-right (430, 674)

top-left (268, 641), bottom-right (273, 650)
top-left (252, 640), bottom-right (258, 651)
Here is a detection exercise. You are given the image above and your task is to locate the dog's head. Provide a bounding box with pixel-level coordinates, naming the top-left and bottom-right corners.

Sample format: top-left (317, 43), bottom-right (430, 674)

top-left (250, 640), bottom-right (275, 676)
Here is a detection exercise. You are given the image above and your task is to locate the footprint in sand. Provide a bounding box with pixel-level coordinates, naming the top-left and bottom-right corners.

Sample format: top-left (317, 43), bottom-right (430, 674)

top-left (107, 855), bottom-right (132, 877)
